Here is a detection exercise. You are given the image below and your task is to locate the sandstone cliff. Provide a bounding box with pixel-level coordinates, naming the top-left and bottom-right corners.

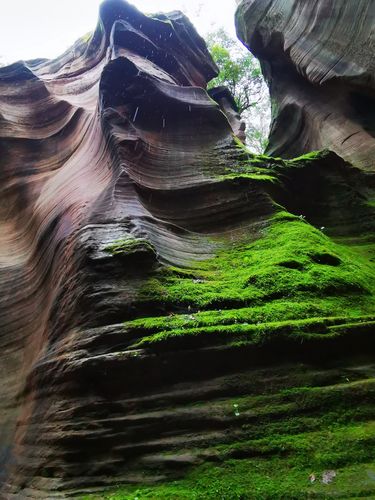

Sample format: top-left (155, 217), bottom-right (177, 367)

top-left (236, 0), bottom-right (375, 169)
top-left (0, 0), bottom-right (374, 498)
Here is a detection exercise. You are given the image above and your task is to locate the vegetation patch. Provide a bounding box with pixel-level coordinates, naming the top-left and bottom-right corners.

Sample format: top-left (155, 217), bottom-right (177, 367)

top-left (83, 369), bottom-right (375, 499)
top-left (104, 238), bottom-right (156, 259)
top-left (89, 150), bottom-right (375, 500)
top-left (130, 210), bottom-right (374, 344)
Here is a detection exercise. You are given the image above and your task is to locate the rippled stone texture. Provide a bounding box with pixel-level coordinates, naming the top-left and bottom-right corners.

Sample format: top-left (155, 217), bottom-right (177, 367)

top-left (0, 0), bottom-right (374, 498)
top-left (236, 0), bottom-right (375, 170)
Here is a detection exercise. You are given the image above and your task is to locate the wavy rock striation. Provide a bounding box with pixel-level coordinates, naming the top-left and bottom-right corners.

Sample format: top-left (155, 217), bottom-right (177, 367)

top-left (236, 0), bottom-right (375, 170)
top-left (0, 0), bottom-right (374, 498)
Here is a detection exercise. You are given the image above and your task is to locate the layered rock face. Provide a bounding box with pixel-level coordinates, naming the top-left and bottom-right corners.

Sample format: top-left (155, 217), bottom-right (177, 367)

top-left (0, 0), bottom-right (374, 498)
top-left (236, 0), bottom-right (375, 169)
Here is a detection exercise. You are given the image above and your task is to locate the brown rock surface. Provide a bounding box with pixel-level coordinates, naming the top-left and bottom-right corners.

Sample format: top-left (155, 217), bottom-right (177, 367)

top-left (0, 1), bottom-right (374, 498)
top-left (0, 2), bottom-right (271, 496)
top-left (236, 0), bottom-right (375, 169)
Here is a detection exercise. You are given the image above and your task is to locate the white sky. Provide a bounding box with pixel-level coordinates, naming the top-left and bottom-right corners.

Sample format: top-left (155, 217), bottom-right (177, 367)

top-left (0, 0), bottom-right (238, 64)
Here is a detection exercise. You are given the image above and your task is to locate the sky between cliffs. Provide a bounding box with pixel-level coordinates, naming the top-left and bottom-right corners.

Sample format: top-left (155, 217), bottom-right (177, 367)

top-left (0, 0), bottom-right (237, 64)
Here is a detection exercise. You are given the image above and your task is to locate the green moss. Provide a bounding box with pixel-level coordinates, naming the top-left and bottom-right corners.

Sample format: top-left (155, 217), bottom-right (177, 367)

top-left (218, 172), bottom-right (277, 183)
top-left (130, 210), bottom-right (374, 344)
top-left (83, 377), bottom-right (375, 498)
top-left (215, 143), bottom-right (334, 188)
top-left (286, 149), bottom-right (330, 163)
top-left (85, 457), bottom-right (375, 499)
top-left (104, 238), bottom-right (156, 257)
top-left (82, 361), bottom-right (375, 499)
top-left (216, 137), bottom-right (287, 183)
top-left (131, 316), bottom-right (375, 350)
top-left (84, 149), bottom-right (375, 500)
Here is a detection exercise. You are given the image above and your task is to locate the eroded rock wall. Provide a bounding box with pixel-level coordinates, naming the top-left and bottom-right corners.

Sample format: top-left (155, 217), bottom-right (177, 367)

top-left (236, 0), bottom-right (375, 169)
top-left (0, 0), bottom-right (374, 498)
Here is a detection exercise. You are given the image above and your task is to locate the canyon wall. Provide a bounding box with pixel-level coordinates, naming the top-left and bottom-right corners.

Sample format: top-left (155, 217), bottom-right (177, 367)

top-left (236, 0), bottom-right (375, 170)
top-left (0, 0), bottom-right (374, 497)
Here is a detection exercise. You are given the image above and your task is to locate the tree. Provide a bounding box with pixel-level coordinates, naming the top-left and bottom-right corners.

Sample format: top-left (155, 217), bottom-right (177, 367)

top-left (206, 28), bottom-right (270, 154)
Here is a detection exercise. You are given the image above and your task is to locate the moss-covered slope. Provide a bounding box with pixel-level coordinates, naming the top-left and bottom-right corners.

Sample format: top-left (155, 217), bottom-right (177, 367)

top-left (80, 150), bottom-right (375, 499)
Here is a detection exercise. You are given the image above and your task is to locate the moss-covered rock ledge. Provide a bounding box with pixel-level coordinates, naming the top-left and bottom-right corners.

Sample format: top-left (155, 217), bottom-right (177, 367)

top-left (79, 149), bottom-right (375, 500)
